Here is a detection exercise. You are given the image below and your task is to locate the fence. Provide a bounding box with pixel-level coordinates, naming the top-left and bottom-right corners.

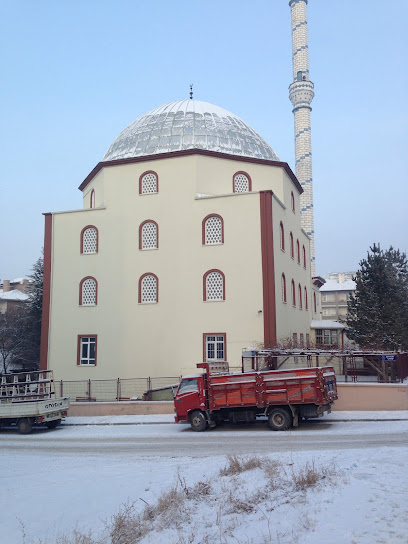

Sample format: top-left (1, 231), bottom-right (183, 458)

top-left (55, 376), bottom-right (181, 402)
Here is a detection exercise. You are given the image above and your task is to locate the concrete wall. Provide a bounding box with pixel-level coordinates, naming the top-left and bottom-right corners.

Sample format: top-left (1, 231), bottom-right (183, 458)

top-left (67, 384), bottom-right (408, 416)
top-left (333, 383), bottom-right (408, 411)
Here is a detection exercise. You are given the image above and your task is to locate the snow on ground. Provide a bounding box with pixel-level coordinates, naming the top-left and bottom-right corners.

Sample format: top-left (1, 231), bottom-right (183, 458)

top-left (62, 410), bottom-right (408, 426)
top-left (1, 415), bottom-right (408, 544)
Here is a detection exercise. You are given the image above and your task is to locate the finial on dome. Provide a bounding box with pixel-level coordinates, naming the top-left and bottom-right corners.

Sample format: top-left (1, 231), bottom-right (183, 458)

top-left (190, 84), bottom-right (193, 100)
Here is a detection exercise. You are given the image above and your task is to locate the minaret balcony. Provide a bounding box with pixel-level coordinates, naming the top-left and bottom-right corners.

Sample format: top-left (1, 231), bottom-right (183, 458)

top-left (289, 80), bottom-right (314, 108)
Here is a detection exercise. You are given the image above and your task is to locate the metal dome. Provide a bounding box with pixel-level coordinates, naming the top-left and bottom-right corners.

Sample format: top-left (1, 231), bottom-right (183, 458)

top-left (103, 100), bottom-right (279, 162)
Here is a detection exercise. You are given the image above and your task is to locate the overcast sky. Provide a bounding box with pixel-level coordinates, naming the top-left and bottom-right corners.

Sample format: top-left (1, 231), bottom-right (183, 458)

top-left (1, 0), bottom-right (407, 280)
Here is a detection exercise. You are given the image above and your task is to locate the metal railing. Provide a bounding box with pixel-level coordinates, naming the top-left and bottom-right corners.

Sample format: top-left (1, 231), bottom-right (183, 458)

top-left (55, 376), bottom-right (181, 402)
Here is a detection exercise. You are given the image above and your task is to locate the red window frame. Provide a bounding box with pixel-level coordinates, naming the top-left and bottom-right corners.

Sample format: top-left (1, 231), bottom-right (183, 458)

top-left (79, 276), bottom-right (98, 306)
top-left (290, 232), bottom-right (294, 259)
top-left (203, 333), bottom-right (227, 362)
top-left (303, 245), bottom-right (306, 268)
top-left (139, 220), bottom-right (159, 250)
top-left (281, 274), bottom-right (287, 303)
top-left (313, 291), bottom-right (317, 313)
top-left (304, 286), bottom-right (308, 310)
top-left (291, 280), bottom-right (296, 307)
top-left (291, 191), bottom-right (295, 213)
top-left (90, 189), bottom-right (95, 209)
top-left (203, 269), bottom-right (225, 301)
top-left (202, 214), bottom-right (224, 245)
top-left (280, 222), bottom-right (285, 251)
top-left (232, 171), bottom-right (252, 193)
top-left (298, 284), bottom-right (302, 309)
top-left (77, 335), bottom-right (97, 366)
top-left (297, 240), bottom-right (300, 264)
top-left (139, 170), bottom-right (159, 194)
top-left (80, 225), bottom-right (99, 254)
top-left (138, 272), bottom-right (159, 303)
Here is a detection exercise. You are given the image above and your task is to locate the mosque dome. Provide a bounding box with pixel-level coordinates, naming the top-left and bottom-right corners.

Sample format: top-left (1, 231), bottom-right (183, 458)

top-left (103, 100), bottom-right (279, 162)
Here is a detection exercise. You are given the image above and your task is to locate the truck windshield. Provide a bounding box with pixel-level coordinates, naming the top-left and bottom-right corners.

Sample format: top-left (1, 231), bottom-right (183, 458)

top-left (178, 379), bottom-right (198, 395)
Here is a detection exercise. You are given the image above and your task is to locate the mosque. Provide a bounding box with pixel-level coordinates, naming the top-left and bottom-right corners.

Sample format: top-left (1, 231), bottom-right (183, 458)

top-left (40, 0), bottom-right (325, 380)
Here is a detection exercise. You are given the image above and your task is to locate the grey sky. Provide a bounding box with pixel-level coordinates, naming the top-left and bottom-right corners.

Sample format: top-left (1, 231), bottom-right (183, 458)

top-left (1, 0), bottom-right (406, 280)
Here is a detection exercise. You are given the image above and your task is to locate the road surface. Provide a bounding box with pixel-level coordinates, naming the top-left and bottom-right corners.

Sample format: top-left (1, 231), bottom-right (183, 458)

top-left (2, 419), bottom-right (407, 457)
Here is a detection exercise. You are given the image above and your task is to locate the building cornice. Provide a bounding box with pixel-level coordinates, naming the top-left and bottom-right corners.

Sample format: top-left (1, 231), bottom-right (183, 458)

top-left (78, 149), bottom-right (303, 194)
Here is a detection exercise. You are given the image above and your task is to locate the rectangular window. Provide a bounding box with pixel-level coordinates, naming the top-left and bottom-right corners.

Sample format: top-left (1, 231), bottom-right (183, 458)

top-left (77, 335), bottom-right (97, 366)
top-left (315, 329), bottom-right (338, 347)
top-left (292, 333), bottom-right (298, 347)
top-left (299, 333), bottom-right (304, 347)
top-left (204, 333), bottom-right (226, 362)
top-left (306, 333), bottom-right (310, 347)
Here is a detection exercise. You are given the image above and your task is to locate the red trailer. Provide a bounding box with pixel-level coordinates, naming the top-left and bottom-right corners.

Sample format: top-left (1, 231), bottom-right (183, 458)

top-left (174, 362), bottom-right (337, 431)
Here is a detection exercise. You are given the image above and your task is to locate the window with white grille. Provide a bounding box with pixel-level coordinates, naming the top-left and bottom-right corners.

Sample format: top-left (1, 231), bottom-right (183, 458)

top-left (82, 227), bottom-right (98, 254)
top-left (204, 216), bottom-right (223, 245)
top-left (81, 278), bottom-right (97, 305)
top-left (141, 172), bottom-right (158, 194)
top-left (233, 173), bottom-right (250, 193)
top-left (205, 334), bottom-right (225, 361)
top-left (141, 222), bottom-right (158, 249)
top-left (140, 274), bottom-right (158, 303)
top-left (205, 271), bottom-right (224, 301)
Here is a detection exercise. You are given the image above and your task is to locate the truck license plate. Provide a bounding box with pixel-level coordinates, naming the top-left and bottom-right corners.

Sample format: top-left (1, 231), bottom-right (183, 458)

top-left (46, 411), bottom-right (60, 420)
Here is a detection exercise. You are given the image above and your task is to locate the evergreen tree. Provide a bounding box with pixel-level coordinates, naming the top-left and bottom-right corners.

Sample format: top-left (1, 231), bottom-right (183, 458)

top-left (347, 244), bottom-right (408, 350)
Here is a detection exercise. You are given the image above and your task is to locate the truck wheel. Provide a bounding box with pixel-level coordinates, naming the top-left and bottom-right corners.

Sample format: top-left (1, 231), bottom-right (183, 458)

top-left (17, 418), bottom-right (33, 435)
top-left (46, 419), bottom-right (61, 429)
top-left (268, 408), bottom-right (292, 431)
top-left (190, 411), bottom-right (207, 432)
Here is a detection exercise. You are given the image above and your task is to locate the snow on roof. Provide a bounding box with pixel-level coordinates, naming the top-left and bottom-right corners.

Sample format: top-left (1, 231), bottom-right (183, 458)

top-left (0, 290), bottom-right (29, 301)
top-left (320, 278), bottom-right (356, 292)
top-left (310, 320), bottom-right (345, 329)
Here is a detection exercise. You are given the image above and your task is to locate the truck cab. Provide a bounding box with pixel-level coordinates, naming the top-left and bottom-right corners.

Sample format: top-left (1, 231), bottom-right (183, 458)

top-left (174, 373), bottom-right (206, 424)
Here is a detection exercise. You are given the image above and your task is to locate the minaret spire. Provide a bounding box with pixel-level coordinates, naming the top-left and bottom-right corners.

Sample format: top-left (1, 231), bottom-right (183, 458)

top-left (289, 0), bottom-right (316, 275)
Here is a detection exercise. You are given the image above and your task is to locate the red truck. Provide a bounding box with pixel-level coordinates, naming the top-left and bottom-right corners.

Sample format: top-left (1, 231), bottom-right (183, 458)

top-left (174, 362), bottom-right (337, 431)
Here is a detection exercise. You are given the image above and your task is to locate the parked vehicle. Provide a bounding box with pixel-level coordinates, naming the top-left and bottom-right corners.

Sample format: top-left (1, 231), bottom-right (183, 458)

top-left (0, 370), bottom-right (70, 434)
top-left (174, 362), bottom-right (337, 431)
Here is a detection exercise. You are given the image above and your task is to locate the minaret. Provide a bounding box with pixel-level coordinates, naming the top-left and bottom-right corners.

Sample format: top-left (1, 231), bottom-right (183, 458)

top-left (289, 0), bottom-right (315, 275)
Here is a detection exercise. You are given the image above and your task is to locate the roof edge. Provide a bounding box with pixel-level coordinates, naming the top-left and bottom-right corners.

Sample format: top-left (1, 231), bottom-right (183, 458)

top-left (78, 149), bottom-right (303, 194)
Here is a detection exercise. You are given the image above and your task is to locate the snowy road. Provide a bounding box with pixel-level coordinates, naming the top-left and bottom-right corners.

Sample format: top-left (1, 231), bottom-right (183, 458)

top-left (2, 419), bottom-right (407, 457)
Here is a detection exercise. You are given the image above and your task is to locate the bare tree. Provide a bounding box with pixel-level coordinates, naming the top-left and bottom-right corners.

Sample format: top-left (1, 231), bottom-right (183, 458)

top-left (0, 308), bottom-right (28, 374)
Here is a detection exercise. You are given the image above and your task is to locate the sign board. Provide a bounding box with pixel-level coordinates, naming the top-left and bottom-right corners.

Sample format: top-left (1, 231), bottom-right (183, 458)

top-left (380, 355), bottom-right (397, 362)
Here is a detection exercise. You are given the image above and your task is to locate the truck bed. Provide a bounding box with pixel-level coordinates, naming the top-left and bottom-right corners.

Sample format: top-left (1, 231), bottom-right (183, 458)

top-left (0, 397), bottom-right (70, 419)
top-left (207, 366), bottom-right (336, 411)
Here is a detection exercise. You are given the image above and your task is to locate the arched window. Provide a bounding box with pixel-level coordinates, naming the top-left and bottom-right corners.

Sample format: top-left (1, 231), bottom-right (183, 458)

top-left (297, 240), bottom-right (300, 264)
top-left (233, 172), bottom-right (251, 193)
top-left (280, 222), bottom-right (285, 251)
top-left (203, 270), bottom-right (225, 301)
top-left (313, 291), bottom-right (317, 313)
top-left (290, 232), bottom-right (294, 259)
top-left (202, 214), bottom-right (224, 245)
top-left (81, 226), bottom-right (98, 254)
top-left (90, 189), bottom-right (95, 209)
top-left (291, 280), bottom-right (296, 307)
top-left (291, 191), bottom-right (295, 213)
top-left (139, 171), bottom-right (158, 194)
top-left (139, 220), bottom-right (158, 249)
top-left (304, 287), bottom-right (308, 310)
top-left (303, 245), bottom-right (306, 268)
top-left (139, 273), bottom-right (158, 303)
top-left (281, 274), bottom-right (287, 303)
top-left (298, 284), bottom-right (302, 309)
top-left (79, 277), bottom-right (97, 306)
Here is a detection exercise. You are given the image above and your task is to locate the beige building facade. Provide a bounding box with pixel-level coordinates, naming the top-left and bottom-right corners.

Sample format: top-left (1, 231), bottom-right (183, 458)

top-left (40, 100), bottom-right (320, 380)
